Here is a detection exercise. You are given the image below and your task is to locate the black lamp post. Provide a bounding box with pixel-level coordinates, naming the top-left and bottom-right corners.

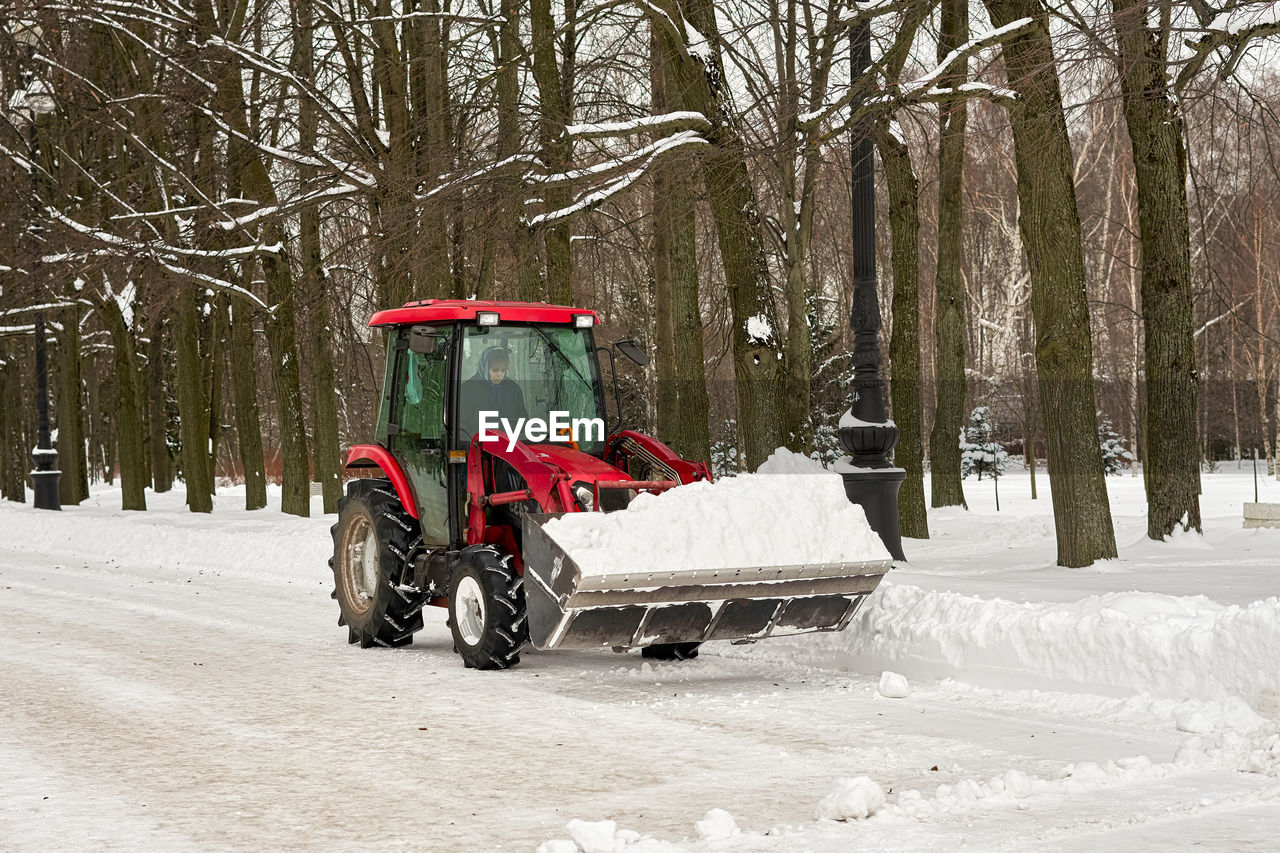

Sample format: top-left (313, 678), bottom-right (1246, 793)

top-left (838, 21), bottom-right (904, 560)
top-left (11, 20), bottom-right (60, 509)
top-left (30, 312), bottom-right (60, 508)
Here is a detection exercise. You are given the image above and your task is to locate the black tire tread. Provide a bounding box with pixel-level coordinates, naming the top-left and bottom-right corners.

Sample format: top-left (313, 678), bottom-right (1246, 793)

top-left (447, 546), bottom-right (528, 670)
top-left (331, 478), bottom-right (427, 649)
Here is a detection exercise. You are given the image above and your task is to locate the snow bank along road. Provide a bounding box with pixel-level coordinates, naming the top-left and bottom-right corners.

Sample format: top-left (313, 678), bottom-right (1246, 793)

top-left (1, 468), bottom-right (1278, 851)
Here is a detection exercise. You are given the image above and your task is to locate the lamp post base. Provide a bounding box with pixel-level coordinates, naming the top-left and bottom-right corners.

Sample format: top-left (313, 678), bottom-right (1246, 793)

top-left (31, 469), bottom-right (61, 510)
top-left (31, 445), bottom-right (61, 511)
top-left (838, 465), bottom-right (905, 561)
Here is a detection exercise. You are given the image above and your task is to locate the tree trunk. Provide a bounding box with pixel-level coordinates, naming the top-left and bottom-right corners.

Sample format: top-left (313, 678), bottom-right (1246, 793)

top-left (57, 310), bottom-right (89, 504)
top-left (1113, 0), bottom-right (1201, 538)
top-left (262, 255), bottom-right (311, 518)
top-left (657, 0), bottom-right (783, 468)
top-left (651, 33), bottom-right (680, 447)
top-left (983, 0), bottom-right (1118, 566)
top-left (101, 298), bottom-right (147, 511)
top-left (929, 0), bottom-right (968, 509)
top-left (650, 21), bottom-right (711, 464)
top-left (669, 172), bottom-right (711, 465)
top-left (493, 0), bottom-right (540, 302)
top-left (209, 13), bottom-right (310, 517)
top-left (175, 286), bottom-right (213, 512)
top-left (530, 0), bottom-right (574, 304)
top-left (876, 123), bottom-right (929, 539)
top-left (227, 298), bottom-right (267, 511)
top-left (147, 318), bottom-right (174, 492)
top-left (652, 177), bottom-right (680, 446)
top-left (0, 354), bottom-right (25, 502)
top-left (296, 0), bottom-right (342, 514)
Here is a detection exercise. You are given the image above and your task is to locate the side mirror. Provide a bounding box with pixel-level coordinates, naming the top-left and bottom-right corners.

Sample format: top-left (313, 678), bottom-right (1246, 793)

top-left (614, 339), bottom-right (649, 367)
top-left (408, 325), bottom-right (439, 355)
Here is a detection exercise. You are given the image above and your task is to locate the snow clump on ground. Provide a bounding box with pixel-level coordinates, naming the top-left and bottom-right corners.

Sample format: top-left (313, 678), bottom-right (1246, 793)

top-left (537, 819), bottom-right (675, 853)
top-left (693, 808), bottom-right (739, 840)
top-left (878, 670), bottom-right (910, 698)
top-left (816, 776), bottom-right (886, 820)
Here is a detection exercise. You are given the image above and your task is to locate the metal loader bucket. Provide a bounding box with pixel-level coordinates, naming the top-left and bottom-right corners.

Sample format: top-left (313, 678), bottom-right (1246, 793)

top-left (521, 513), bottom-right (892, 651)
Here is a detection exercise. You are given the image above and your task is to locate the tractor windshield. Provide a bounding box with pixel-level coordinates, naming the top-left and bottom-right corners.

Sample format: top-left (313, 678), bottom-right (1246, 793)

top-left (458, 324), bottom-right (607, 454)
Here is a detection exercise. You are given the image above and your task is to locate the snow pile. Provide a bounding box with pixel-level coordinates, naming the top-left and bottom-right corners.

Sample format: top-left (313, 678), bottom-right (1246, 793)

top-left (877, 670), bottom-right (909, 698)
top-left (537, 819), bottom-right (674, 853)
top-left (1239, 730), bottom-right (1280, 776)
top-left (757, 447), bottom-right (832, 476)
top-left (541, 474), bottom-right (891, 576)
top-left (693, 808), bottom-right (739, 840)
top-left (816, 776), bottom-right (886, 820)
top-left (886, 720), bottom-right (1280, 822)
top-left (0, 485), bottom-right (329, 585)
top-left (786, 582), bottom-right (1280, 706)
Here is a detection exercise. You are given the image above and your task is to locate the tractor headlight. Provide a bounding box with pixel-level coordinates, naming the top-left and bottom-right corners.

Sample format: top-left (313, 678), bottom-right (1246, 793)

top-left (573, 313), bottom-right (595, 328)
top-left (573, 483), bottom-right (595, 511)
top-left (476, 311), bottom-right (500, 326)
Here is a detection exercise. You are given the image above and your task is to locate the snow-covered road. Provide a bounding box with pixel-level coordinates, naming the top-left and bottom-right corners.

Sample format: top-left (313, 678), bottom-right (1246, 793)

top-left (2, 469), bottom-right (1278, 851)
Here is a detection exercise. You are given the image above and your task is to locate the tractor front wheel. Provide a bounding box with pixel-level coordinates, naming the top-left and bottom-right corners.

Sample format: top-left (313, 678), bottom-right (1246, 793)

top-left (331, 479), bottom-right (427, 648)
top-left (448, 546), bottom-right (527, 670)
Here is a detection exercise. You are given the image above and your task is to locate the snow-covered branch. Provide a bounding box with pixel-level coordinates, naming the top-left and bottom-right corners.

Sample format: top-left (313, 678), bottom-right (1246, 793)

top-left (1195, 298), bottom-right (1252, 338)
top-left (529, 132), bottom-right (709, 227)
top-left (45, 210), bottom-right (272, 311)
top-left (567, 111), bottom-right (711, 140)
top-left (798, 17), bottom-right (1036, 133)
top-left (1179, 3), bottom-right (1280, 89)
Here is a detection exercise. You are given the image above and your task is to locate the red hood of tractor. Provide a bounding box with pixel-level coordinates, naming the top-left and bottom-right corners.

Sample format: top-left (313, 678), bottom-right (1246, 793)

top-left (526, 444), bottom-right (628, 484)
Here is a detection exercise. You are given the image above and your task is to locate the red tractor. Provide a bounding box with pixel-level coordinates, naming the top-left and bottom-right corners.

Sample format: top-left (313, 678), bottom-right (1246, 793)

top-left (331, 299), bottom-right (889, 669)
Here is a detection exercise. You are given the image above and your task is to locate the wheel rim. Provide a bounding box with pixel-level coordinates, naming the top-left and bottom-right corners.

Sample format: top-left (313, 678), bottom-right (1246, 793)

top-left (341, 515), bottom-right (380, 616)
top-left (454, 575), bottom-right (486, 646)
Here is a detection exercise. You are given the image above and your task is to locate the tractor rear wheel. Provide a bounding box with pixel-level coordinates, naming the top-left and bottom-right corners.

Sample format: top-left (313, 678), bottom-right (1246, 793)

top-left (447, 546), bottom-right (528, 670)
top-left (331, 479), bottom-right (427, 648)
top-left (641, 642), bottom-right (701, 661)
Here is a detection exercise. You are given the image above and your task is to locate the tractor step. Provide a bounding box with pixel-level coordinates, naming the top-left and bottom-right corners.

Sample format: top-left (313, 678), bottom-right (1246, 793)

top-left (520, 513), bottom-right (891, 650)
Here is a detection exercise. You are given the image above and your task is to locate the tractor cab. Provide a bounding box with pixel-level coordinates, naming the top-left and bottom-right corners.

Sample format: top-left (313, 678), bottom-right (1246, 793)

top-left (352, 300), bottom-right (696, 551)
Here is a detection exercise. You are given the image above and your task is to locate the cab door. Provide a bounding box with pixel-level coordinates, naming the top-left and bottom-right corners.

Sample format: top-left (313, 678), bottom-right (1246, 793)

top-left (387, 325), bottom-right (453, 546)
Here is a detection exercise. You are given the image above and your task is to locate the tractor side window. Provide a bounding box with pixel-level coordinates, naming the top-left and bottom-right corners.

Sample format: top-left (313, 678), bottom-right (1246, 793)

top-left (398, 332), bottom-right (450, 444)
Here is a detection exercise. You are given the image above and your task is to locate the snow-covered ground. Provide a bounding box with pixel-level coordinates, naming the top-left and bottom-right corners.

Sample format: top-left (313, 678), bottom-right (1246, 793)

top-left (1, 464), bottom-right (1278, 851)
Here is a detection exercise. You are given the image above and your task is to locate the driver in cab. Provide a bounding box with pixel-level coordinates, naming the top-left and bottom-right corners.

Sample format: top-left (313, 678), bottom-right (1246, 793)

top-left (459, 346), bottom-right (527, 446)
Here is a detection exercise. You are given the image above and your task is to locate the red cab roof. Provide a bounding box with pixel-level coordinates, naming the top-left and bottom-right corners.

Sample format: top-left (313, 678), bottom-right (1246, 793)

top-left (368, 299), bottom-right (599, 328)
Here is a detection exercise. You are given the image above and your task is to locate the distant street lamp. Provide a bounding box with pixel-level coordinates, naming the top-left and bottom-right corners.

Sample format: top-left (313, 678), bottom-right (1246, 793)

top-left (838, 22), bottom-right (905, 560)
top-left (9, 20), bottom-right (61, 509)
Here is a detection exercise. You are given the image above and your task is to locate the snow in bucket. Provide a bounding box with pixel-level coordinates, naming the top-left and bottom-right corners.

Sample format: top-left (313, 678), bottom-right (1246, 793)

top-left (540, 473), bottom-right (891, 578)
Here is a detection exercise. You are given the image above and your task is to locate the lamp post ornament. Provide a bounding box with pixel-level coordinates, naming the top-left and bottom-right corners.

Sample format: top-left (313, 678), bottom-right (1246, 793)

top-left (837, 21), bottom-right (905, 560)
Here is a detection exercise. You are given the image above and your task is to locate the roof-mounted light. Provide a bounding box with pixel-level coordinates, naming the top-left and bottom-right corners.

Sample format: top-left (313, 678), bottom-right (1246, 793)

top-left (476, 311), bottom-right (500, 326)
top-left (573, 314), bottom-right (595, 328)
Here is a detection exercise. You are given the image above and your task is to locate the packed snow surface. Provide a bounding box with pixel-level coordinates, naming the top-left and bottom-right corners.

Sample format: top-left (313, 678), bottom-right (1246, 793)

top-left (4, 464), bottom-right (1280, 851)
top-left (540, 473), bottom-right (892, 577)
